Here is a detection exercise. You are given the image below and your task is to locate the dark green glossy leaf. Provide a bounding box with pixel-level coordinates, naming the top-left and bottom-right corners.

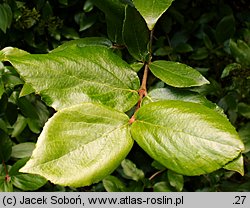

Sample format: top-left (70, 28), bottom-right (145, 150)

top-left (103, 175), bottom-right (126, 192)
top-left (132, 0), bottom-right (175, 30)
top-left (216, 15), bottom-right (235, 43)
top-left (11, 143), bottom-right (35, 159)
top-left (11, 115), bottom-right (27, 138)
top-left (189, 47), bottom-right (209, 60)
top-left (149, 60), bottom-right (209, 87)
top-left (121, 159), bottom-right (144, 181)
top-left (131, 100), bottom-right (244, 176)
top-left (9, 158), bottom-right (47, 191)
top-left (123, 5), bottom-right (150, 62)
top-left (238, 103), bottom-right (250, 118)
top-left (0, 3), bottom-right (12, 33)
top-left (1, 44), bottom-right (140, 112)
top-left (92, 0), bottom-right (125, 44)
top-left (167, 170), bottom-right (184, 191)
top-left (20, 103), bottom-right (133, 187)
top-left (0, 130), bottom-right (12, 162)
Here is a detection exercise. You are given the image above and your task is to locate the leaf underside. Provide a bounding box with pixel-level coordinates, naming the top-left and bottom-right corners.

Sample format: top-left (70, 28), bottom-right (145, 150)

top-left (20, 103), bottom-right (133, 187)
top-left (131, 100), bottom-right (244, 176)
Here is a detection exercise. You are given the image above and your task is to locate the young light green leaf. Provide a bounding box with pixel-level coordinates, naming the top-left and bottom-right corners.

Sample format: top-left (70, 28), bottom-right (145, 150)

top-left (121, 159), bottom-right (144, 181)
top-left (20, 103), bottom-right (133, 187)
top-left (131, 100), bottom-right (244, 176)
top-left (132, 0), bottom-right (175, 30)
top-left (149, 60), bottom-right (209, 87)
top-left (123, 5), bottom-right (150, 62)
top-left (1, 45), bottom-right (140, 112)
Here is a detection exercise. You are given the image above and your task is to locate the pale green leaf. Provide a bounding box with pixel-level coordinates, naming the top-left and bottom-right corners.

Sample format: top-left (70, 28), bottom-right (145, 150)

top-left (103, 175), bottom-right (126, 192)
top-left (121, 159), bottom-right (144, 181)
top-left (142, 87), bottom-right (217, 109)
top-left (131, 100), bottom-right (244, 176)
top-left (133, 0), bottom-right (175, 30)
top-left (0, 44), bottom-right (140, 112)
top-left (223, 154), bottom-right (244, 176)
top-left (123, 5), bottom-right (150, 61)
top-left (153, 181), bottom-right (172, 192)
top-left (149, 60), bottom-right (209, 87)
top-left (11, 143), bottom-right (35, 159)
top-left (20, 103), bottom-right (133, 187)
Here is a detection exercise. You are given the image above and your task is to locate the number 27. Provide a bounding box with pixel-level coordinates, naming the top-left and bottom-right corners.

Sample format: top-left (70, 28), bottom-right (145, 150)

top-left (234, 196), bottom-right (246, 204)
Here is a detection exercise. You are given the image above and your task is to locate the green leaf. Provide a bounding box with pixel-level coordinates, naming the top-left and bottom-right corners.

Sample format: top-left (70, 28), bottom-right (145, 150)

top-left (167, 170), bottom-right (184, 191)
top-left (11, 115), bottom-right (27, 138)
top-left (0, 3), bottom-right (12, 33)
top-left (103, 175), bottom-right (126, 192)
top-left (0, 165), bottom-right (12, 192)
top-left (230, 39), bottom-right (250, 66)
top-left (20, 103), bottom-right (133, 187)
top-left (238, 103), bottom-right (250, 118)
top-left (11, 143), bottom-right (35, 159)
top-left (149, 60), bottom-right (209, 87)
top-left (19, 83), bottom-right (36, 97)
top-left (153, 181), bottom-right (172, 192)
top-left (121, 159), bottom-right (144, 181)
top-left (123, 5), bottom-right (150, 62)
top-left (131, 100), bottom-right (244, 176)
top-left (239, 123), bottom-right (250, 153)
top-left (216, 15), bottom-right (235, 43)
top-left (92, 0), bottom-right (126, 44)
top-left (9, 158), bottom-right (47, 191)
top-left (223, 154), bottom-right (244, 176)
top-left (221, 63), bottom-right (242, 78)
top-left (0, 178), bottom-right (13, 192)
top-left (1, 44), bottom-right (140, 112)
top-left (0, 130), bottom-right (12, 162)
top-left (142, 87), bottom-right (219, 111)
top-left (52, 37), bottom-right (113, 53)
top-left (132, 0), bottom-right (175, 30)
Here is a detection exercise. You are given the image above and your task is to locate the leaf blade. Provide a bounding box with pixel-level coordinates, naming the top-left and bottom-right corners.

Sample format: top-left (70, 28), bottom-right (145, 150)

top-left (132, 0), bottom-right (175, 30)
top-left (131, 100), bottom-right (244, 176)
top-left (149, 60), bottom-right (209, 87)
top-left (20, 103), bottom-right (133, 187)
top-left (1, 44), bottom-right (140, 112)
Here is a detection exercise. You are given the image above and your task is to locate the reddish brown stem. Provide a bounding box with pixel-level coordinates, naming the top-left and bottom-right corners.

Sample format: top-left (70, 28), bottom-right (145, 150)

top-left (2, 160), bottom-right (10, 182)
